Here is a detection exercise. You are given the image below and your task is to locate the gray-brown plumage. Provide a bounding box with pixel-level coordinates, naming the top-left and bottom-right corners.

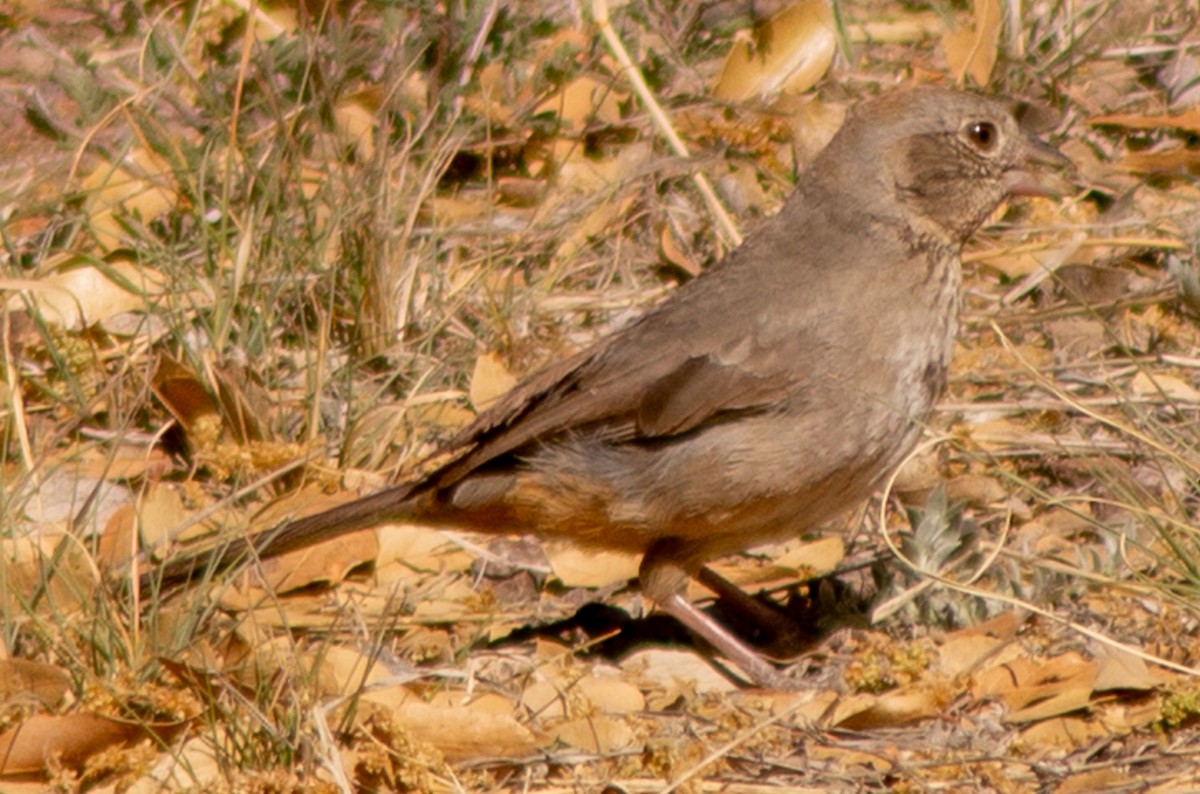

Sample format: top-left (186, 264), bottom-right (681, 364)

top-left (144, 86), bottom-right (1068, 687)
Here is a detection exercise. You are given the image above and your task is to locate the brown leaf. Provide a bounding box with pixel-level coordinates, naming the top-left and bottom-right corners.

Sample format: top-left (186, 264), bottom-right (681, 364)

top-left (1091, 109), bottom-right (1200, 133)
top-left (0, 660), bottom-right (72, 708)
top-left (938, 634), bottom-right (1009, 678)
top-left (255, 529), bottom-right (379, 593)
top-left (942, 0), bottom-right (1002, 86)
top-left (620, 648), bottom-right (737, 702)
top-left (470, 353), bottom-right (518, 413)
top-left (832, 688), bottom-right (947, 729)
top-left (0, 714), bottom-right (140, 774)
top-left (534, 76), bottom-right (623, 132)
top-left (391, 701), bottom-right (541, 761)
top-left (973, 654), bottom-right (1098, 721)
top-left (151, 355), bottom-right (222, 441)
top-left (2, 256), bottom-right (167, 330)
top-left (1119, 147), bottom-right (1200, 175)
top-left (554, 715), bottom-right (636, 754)
top-left (545, 541), bottom-right (639, 588)
top-left (1092, 645), bottom-right (1164, 693)
top-left (713, 0), bottom-right (836, 102)
top-left (1017, 715), bottom-right (1106, 751)
top-left (82, 149), bottom-right (178, 252)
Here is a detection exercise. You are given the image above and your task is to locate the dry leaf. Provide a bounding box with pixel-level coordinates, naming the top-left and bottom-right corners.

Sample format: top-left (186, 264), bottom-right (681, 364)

top-left (945, 472), bottom-right (1007, 506)
top-left (76, 444), bottom-right (174, 482)
top-left (0, 659), bottom-right (72, 708)
top-left (82, 149), bottom-right (178, 251)
top-left (973, 654), bottom-right (1098, 722)
top-left (124, 736), bottom-right (223, 792)
top-left (535, 75), bottom-right (623, 131)
top-left (768, 536), bottom-right (845, 577)
top-left (938, 633), bottom-right (1007, 678)
top-left (554, 715), bottom-right (636, 753)
top-left (99, 485), bottom-right (187, 567)
top-left (19, 467), bottom-right (131, 534)
top-left (521, 680), bottom-right (569, 720)
top-left (0, 714), bottom-right (141, 774)
top-left (576, 674), bottom-right (646, 714)
top-left (659, 224), bottom-right (702, 278)
top-left (391, 701), bottom-right (541, 761)
top-left (310, 645), bottom-right (398, 697)
top-left (808, 742), bottom-right (893, 771)
top-left (1130, 371), bottom-right (1200, 403)
top-left (620, 648), bottom-right (737, 699)
top-left (255, 529), bottom-right (379, 593)
top-left (1045, 317), bottom-right (1110, 361)
top-left (1017, 715), bottom-right (1106, 751)
top-left (832, 687), bottom-right (946, 729)
top-left (152, 355), bottom-right (222, 440)
top-left (1057, 769), bottom-right (1139, 794)
top-left (3, 257), bottom-right (167, 330)
top-left (942, 0), bottom-right (1002, 87)
top-left (1092, 644), bottom-right (1163, 692)
top-left (334, 95), bottom-right (377, 161)
top-left (1007, 685), bottom-right (1095, 723)
top-left (845, 10), bottom-right (946, 43)
top-left (544, 542), bottom-right (639, 588)
top-left (714, 0), bottom-right (836, 102)
top-left (1119, 148), bottom-right (1200, 175)
top-left (376, 525), bottom-right (476, 583)
top-left (469, 352), bottom-right (518, 413)
top-left (1091, 109), bottom-right (1200, 133)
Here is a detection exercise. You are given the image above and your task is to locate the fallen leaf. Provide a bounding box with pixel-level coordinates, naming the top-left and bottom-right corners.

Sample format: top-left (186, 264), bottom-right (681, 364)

top-left (535, 75), bottom-right (623, 131)
top-left (391, 701), bottom-right (541, 761)
top-left (938, 633), bottom-right (1007, 678)
top-left (82, 148), bottom-right (178, 252)
top-left (3, 257), bottom-right (167, 330)
top-left (832, 687), bottom-right (946, 729)
top-left (714, 0), bottom-right (836, 102)
top-left (1130, 370), bottom-right (1200, 403)
top-left (255, 529), bottom-right (379, 593)
top-left (554, 715), bottom-right (637, 754)
top-left (576, 674), bottom-right (646, 714)
top-left (620, 648), bottom-right (737, 701)
top-left (808, 742), bottom-right (893, 771)
top-left (1057, 769), bottom-right (1138, 794)
top-left (0, 714), bottom-right (141, 774)
top-left (0, 659), bottom-right (72, 708)
top-left (942, 0), bottom-right (1002, 86)
top-left (1018, 715), bottom-right (1105, 751)
top-left (19, 467), bottom-right (131, 534)
top-left (845, 11), bottom-right (946, 43)
top-left (469, 352), bottom-right (518, 413)
top-left (1091, 109), bottom-right (1200, 133)
top-left (1092, 644), bottom-right (1163, 692)
top-left (334, 94), bottom-right (377, 161)
top-left (545, 542), bottom-right (639, 588)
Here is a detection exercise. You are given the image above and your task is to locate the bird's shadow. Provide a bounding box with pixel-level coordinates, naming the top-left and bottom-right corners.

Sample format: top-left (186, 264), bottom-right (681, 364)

top-left (486, 565), bottom-right (880, 668)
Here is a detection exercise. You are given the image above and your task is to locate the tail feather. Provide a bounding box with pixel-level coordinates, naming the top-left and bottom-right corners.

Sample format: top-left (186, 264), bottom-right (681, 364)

top-left (140, 482), bottom-right (421, 591)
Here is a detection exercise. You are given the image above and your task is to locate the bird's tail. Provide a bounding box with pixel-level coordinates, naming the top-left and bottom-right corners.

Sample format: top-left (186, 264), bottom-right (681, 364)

top-left (138, 482), bottom-right (422, 592)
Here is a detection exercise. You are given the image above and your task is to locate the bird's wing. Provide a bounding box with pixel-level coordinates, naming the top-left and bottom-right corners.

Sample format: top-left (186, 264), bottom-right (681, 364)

top-left (426, 272), bottom-right (803, 488)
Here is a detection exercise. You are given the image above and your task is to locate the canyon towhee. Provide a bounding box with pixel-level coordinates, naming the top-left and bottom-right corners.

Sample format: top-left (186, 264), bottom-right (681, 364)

top-left (145, 86), bottom-right (1069, 687)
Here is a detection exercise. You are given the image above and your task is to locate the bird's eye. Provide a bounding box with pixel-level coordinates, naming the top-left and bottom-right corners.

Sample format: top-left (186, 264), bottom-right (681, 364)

top-left (965, 121), bottom-right (998, 150)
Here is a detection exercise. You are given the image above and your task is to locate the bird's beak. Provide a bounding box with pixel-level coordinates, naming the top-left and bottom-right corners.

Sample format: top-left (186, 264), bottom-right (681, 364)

top-left (1003, 134), bottom-right (1074, 198)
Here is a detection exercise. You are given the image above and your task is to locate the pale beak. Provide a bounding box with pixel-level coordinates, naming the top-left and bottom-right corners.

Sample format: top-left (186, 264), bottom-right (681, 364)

top-left (1003, 134), bottom-right (1074, 198)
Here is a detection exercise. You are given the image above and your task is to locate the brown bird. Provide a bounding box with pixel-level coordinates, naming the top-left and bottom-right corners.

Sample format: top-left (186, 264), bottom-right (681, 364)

top-left (144, 86), bottom-right (1069, 688)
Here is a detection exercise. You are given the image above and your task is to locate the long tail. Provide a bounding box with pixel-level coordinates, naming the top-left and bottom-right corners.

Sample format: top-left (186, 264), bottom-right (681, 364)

top-left (139, 482), bottom-right (422, 591)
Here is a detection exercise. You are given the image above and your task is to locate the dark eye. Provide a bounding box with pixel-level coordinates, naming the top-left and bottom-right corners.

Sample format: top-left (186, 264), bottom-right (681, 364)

top-left (965, 121), bottom-right (998, 150)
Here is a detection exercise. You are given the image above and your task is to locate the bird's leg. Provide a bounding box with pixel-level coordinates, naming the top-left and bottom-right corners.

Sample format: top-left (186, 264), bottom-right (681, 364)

top-left (639, 539), bottom-right (793, 689)
top-left (696, 565), bottom-right (805, 651)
